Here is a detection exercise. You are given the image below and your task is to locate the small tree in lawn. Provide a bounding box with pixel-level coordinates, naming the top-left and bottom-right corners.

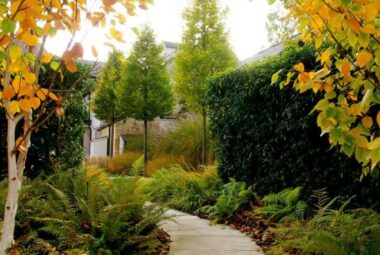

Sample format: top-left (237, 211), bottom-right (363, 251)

top-left (118, 26), bottom-right (174, 175)
top-left (92, 51), bottom-right (126, 156)
top-left (0, 0), bottom-right (150, 253)
top-left (175, 0), bottom-right (237, 165)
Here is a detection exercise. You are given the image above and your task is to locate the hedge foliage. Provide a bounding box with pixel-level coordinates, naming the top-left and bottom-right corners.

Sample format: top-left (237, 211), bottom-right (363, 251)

top-left (206, 44), bottom-right (380, 208)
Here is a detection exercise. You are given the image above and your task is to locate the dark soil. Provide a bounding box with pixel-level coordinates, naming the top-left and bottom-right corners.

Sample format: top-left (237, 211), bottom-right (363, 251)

top-left (155, 228), bottom-right (171, 255)
top-left (225, 210), bottom-right (275, 251)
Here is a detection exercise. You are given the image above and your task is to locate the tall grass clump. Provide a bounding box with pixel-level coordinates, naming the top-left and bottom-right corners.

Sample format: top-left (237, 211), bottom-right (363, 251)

top-left (105, 152), bottom-right (142, 174)
top-left (152, 118), bottom-right (214, 168)
top-left (2, 166), bottom-right (164, 254)
top-left (144, 166), bottom-right (223, 212)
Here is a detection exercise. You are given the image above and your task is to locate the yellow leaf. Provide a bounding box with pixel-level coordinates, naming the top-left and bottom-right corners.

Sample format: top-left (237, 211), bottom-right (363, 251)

top-left (321, 49), bottom-right (331, 64)
top-left (362, 116), bottom-right (373, 128)
top-left (377, 112), bottom-right (380, 127)
top-left (3, 86), bottom-right (15, 100)
top-left (11, 76), bottom-right (22, 93)
top-left (48, 91), bottom-right (58, 101)
top-left (55, 107), bottom-right (63, 116)
top-left (357, 51), bottom-right (373, 68)
top-left (365, 4), bottom-right (378, 21)
top-left (341, 61), bottom-right (351, 76)
top-left (348, 17), bottom-right (361, 33)
top-left (37, 89), bottom-right (48, 101)
top-left (41, 53), bottom-right (53, 63)
top-left (30, 97), bottom-right (40, 110)
top-left (21, 32), bottom-right (39, 46)
top-left (52, 0), bottom-right (62, 9)
top-left (9, 45), bottom-right (22, 62)
top-left (9, 101), bottom-right (20, 115)
top-left (363, 24), bottom-right (376, 34)
top-left (24, 72), bottom-right (36, 84)
top-left (19, 99), bottom-right (31, 112)
top-left (109, 28), bottom-right (124, 42)
top-left (102, 0), bottom-right (116, 6)
top-left (312, 81), bottom-right (322, 93)
top-left (18, 85), bottom-right (34, 98)
top-left (92, 46), bottom-right (98, 58)
top-left (294, 63), bottom-right (304, 73)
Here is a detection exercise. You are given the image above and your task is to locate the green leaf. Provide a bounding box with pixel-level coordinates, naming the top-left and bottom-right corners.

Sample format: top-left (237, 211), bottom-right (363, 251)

top-left (341, 144), bottom-right (354, 157)
top-left (271, 69), bottom-right (283, 85)
top-left (1, 19), bottom-right (15, 33)
top-left (131, 27), bottom-right (140, 36)
top-left (50, 61), bottom-right (60, 71)
top-left (358, 32), bottom-right (370, 48)
top-left (340, 0), bottom-right (352, 7)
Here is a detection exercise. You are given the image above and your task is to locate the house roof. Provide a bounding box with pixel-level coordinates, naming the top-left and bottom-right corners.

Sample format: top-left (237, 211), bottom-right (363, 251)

top-left (163, 41), bottom-right (178, 49)
top-left (240, 42), bottom-right (284, 66)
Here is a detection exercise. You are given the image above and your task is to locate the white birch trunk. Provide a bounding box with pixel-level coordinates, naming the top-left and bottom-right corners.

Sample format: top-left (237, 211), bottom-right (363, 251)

top-left (0, 113), bottom-right (31, 254)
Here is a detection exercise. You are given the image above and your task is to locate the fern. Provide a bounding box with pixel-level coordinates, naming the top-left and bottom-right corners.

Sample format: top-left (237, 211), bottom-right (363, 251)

top-left (10, 166), bottom-right (164, 254)
top-left (269, 195), bottom-right (380, 255)
top-left (255, 187), bottom-right (307, 222)
top-left (128, 155), bottom-right (144, 176)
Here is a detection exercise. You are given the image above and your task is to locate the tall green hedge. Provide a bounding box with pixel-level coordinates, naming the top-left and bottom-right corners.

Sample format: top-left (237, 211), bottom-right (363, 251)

top-left (206, 44), bottom-right (380, 208)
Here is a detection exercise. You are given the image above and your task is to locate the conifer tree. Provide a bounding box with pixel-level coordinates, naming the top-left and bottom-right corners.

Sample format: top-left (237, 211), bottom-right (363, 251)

top-left (175, 0), bottom-right (237, 164)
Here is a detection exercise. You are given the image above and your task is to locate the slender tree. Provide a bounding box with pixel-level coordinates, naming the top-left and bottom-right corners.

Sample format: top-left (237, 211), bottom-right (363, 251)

top-left (118, 26), bottom-right (174, 175)
top-left (174, 0), bottom-right (237, 165)
top-left (91, 52), bottom-right (125, 156)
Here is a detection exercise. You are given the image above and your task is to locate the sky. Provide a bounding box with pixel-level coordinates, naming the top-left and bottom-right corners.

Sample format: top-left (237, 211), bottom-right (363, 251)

top-left (45, 0), bottom-right (280, 62)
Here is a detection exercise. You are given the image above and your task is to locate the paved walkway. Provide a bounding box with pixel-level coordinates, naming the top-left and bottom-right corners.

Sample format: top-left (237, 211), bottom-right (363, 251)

top-left (160, 209), bottom-right (265, 255)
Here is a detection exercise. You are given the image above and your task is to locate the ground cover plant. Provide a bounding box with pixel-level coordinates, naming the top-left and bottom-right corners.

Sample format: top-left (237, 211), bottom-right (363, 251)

top-left (0, 166), bottom-right (165, 255)
top-left (268, 190), bottom-right (380, 255)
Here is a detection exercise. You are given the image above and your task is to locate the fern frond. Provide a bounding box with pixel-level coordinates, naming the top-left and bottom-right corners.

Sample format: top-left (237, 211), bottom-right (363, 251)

top-left (129, 155), bottom-right (144, 176)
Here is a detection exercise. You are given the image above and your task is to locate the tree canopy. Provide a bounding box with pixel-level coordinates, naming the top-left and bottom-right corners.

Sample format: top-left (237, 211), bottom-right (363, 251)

top-left (118, 27), bottom-right (173, 121)
top-left (92, 51), bottom-right (125, 125)
top-left (174, 0), bottom-right (237, 113)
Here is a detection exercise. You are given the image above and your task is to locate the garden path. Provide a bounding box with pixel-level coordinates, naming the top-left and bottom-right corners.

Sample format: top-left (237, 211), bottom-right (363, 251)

top-left (160, 209), bottom-right (265, 255)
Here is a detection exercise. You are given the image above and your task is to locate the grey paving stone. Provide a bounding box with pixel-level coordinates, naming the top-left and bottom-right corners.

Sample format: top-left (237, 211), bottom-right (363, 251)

top-left (160, 209), bottom-right (265, 255)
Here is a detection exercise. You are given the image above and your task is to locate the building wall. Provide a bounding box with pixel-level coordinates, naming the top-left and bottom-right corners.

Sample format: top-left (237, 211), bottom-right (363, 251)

top-left (112, 118), bottom-right (179, 155)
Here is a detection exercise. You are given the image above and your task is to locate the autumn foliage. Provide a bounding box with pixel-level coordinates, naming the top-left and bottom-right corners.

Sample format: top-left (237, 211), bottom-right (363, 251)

top-left (0, 0), bottom-right (151, 252)
top-left (276, 0), bottom-right (380, 175)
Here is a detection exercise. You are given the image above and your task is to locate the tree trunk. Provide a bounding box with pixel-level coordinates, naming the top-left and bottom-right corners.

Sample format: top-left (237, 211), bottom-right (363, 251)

top-left (110, 123), bottom-right (115, 157)
top-left (143, 117), bottom-right (148, 177)
top-left (202, 107), bottom-right (207, 165)
top-left (0, 114), bottom-right (31, 254)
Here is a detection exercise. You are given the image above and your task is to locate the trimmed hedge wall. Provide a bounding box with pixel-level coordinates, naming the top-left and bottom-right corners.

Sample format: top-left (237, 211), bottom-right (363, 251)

top-left (206, 45), bottom-right (380, 208)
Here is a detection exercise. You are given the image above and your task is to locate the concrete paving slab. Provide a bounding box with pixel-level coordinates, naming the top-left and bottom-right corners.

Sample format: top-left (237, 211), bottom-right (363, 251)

top-left (161, 209), bottom-right (265, 255)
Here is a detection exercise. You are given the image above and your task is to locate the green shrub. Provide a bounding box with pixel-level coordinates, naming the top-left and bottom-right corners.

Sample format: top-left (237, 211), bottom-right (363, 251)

top-left (206, 43), bottom-right (380, 208)
top-left (144, 166), bottom-right (223, 212)
top-left (198, 179), bottom-right (253, 222)
top-left (270, 196), bottom-right (380, 255)
top-left (152, 118), bottom-right (214, 168)
top-left (7, 166), bottom-right (163, 254)
top-left (255, 187), bottom-right (307, 222)
top-left (106, 152), bottom-right (142, 174)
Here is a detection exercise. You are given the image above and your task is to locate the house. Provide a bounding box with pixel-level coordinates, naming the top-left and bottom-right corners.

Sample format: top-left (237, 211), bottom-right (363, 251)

top-left (240, 42), bottom-right (284, 66)
top-left (83, 41), bottom-right (184, 158)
